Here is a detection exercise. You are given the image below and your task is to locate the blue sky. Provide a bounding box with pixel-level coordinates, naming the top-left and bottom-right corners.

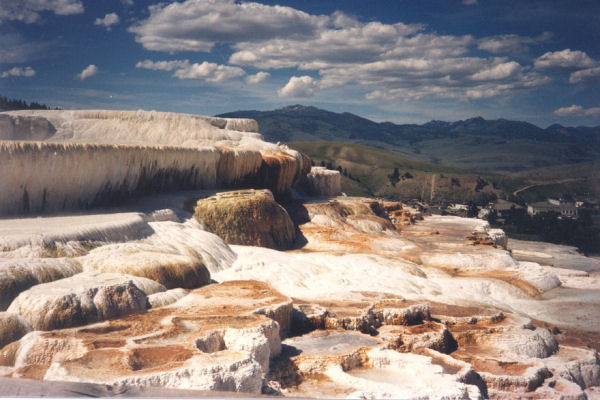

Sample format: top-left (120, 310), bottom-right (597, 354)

top-left (1, 0), bottom-right (599, 127)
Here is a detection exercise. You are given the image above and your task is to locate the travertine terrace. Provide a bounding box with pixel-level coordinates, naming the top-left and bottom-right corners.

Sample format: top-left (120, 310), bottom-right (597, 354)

top-left (0, 110), bottom-right (599, 399)
top-left (0, 110), bottom-right (308, 214)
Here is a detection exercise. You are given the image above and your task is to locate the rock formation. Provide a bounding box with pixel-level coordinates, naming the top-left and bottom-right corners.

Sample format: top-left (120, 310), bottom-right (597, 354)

top-left (0, 109), bottom-right (598, 398)
top-left (1, 280), bottom-right (291, 394)
top-left (0, 312), bottom-right (32, 349)
top-left (0, 110), bottom-right (310, 215)
top-left (193, 189), bottom-right (296, 250)
top-left (6, 272), bottom-right (163, 331)
top-left (301, 167), bottom-right (342, 197)
top-left (0, 258), bottom-right (82, 310)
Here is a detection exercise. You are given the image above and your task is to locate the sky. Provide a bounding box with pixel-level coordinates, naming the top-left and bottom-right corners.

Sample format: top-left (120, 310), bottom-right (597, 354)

top-left (0, 0), bottom-right (599, 127)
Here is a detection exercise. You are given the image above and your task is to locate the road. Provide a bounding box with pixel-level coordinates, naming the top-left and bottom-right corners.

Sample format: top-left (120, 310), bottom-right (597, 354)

top-left (512, 178), bottom-right (585, 196)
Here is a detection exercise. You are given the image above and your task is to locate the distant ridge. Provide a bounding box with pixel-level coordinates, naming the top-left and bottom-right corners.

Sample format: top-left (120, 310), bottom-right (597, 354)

top-left (218, 105), bottom-right (600, 173)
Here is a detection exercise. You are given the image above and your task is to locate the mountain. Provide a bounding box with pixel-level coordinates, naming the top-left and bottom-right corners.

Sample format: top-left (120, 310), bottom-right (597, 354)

top-left (218, 105), bottom-right (600, 173)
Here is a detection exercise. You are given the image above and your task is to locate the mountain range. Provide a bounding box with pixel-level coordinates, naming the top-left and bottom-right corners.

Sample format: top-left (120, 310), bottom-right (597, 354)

top-left (218, 105), bottom-right (600, 174)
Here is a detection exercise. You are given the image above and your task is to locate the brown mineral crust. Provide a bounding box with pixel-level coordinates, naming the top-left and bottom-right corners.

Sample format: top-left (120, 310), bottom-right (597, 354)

top-left (257, 150), bottom-right (301, 198)
top-left (297, 226), bottom-right (377, 254)
top-left (399, 321), bottom-right (444, 335)
top-left (383, 201), bottom-right (416, 227)
top-left (1, 280), bottom-right (291, 381)
top-left (429, 302), bottom-right (501, 319)
top-left (298, 151), bottom-right (313, 177)
top-left (0, 341), bottom-right (19, 366)
top-left (452, 352), bottom-right (533, 377)
top-left (88, 339), bottom-right (127, 349)
top-left (429, 267), bottom-right (543, 297)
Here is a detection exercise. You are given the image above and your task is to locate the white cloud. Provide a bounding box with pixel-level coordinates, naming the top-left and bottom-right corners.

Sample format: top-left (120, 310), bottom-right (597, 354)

top-left (470, 61), bottom-right (522, 80)
top-left (136, 59), bottom-right (190, 71)
top-left (331, 11), bottom-right (361, 29)
top-left (0, 0), bottom-right (83, 23)
top-left (94, 13), bottom-right (119, 29)
top-left (1, 66), bottom-right (36, 78)
top-left (129, 0), bottom-right (328, 52)
top-left (127, 1), bottom-right (551, 101)
top-left (278, 76), bottom-right (318, 97)
top-left (76, 64), bottom-right (98, 80)
top-left (554, 105), bottom-right (600, 118)
top-left (121, 0), bottom-right (134, 6)
top-left (534, 49), bottom-right (597, 69)
top-left (136, 59), bottom-right (245, 83)
top-left (463, 0), bottom-right (478, 5)
top-left (554, 104), bottom-right (583, 116)
top-left (569, 66), bottom-right (600, 83)
top-left (245, 71), bottom-right (270, 84)
top-left (477, 32), bottom-right (552, 54)
top-left (172, 61), bottom-right (245, 82)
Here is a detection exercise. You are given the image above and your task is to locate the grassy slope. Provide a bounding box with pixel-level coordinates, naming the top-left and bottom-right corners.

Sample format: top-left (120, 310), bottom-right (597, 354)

top-left (509, 161), bottom-right (600, 202)
top-left (291, 141), bottom-right (525, 203)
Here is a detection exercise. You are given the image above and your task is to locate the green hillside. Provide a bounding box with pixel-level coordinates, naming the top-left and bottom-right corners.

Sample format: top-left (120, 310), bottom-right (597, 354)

top-left (510, 161), bottom-right (600, 202)
top-left (291, 141), bottom-right (524, 204)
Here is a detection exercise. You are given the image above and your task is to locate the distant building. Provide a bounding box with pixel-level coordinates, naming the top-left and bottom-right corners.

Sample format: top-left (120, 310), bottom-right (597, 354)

top-left (448, 203), bottom-right (468, 212)
top-left (491, 199), bottom-right (522, 219)
top-left (527, 200), bottom-right (578, 218)
top-left (548, 198), bottom-right (572, 206)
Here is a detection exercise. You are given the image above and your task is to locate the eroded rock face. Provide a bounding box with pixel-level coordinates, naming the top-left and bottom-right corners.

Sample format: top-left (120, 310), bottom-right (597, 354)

top-left (0, 258), bottom-right (83, 311)
top-left (1, 280), bottom-right (292, 394)
top-left (0, 115), bottom-right (56, 141)
top-left (0, 110), bottom-right (314, 215)
top-left (81, 244), bottom-right (211, 289)
top-left (301, 167), bottom-right (341, 197)
top-left (147, 288), bottom-right (189, 308)
top-left (0, 312), bottom-right (32, 349)
top-left (193, 189), bottom-right (296, 250)
top-left (6, 272), bottom-right (163, 331)
top-left (257, 150), bottom-right (305, 198)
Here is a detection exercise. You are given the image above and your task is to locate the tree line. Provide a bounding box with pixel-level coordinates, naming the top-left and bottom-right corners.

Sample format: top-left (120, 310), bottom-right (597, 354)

top-left (0, 95), bottom-right (57, 111)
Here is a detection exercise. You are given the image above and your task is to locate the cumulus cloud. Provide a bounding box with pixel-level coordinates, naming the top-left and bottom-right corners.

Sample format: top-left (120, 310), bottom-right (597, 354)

top-left (477, 32), bottom-right (552, 54)
top-left (129, 0), bottom-right (328, 52)
top-left (245, 71), bottom-right (270, 84)
top-left (554, 104), bottom-right (600, 118)
top-left (534, 49), bottom-right (597, 69)
top-left (470, 61), bottom-right (522, 80)
top-left (128, 0), bottom-right (552, 101)
top-left (1, 66), bottom-right (36, 78)
top-left (172, 61), bottom-right (245, 82)
top-left (0, 0), bottom-right (83, 23)
top-left (278, 76), bottom-right (318, 97)
top-left (94, 13), bottom-right (119, 29)
top-left (136, 59), bottom-right (245, 82)
top-left (569, 66), bottom-right (600, 83)
top-left (76, 64), bottom-right (98, 80)
top-left (136, 59), bottom-right (190, 71)
top-left (226, 17), bottom-right (545, 100)
top-left (331, 11), bottom-right (361, 28)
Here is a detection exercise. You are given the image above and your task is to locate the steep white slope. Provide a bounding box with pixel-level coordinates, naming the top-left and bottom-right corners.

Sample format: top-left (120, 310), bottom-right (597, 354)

top-left (0, 110), bottom-right (311, 215)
